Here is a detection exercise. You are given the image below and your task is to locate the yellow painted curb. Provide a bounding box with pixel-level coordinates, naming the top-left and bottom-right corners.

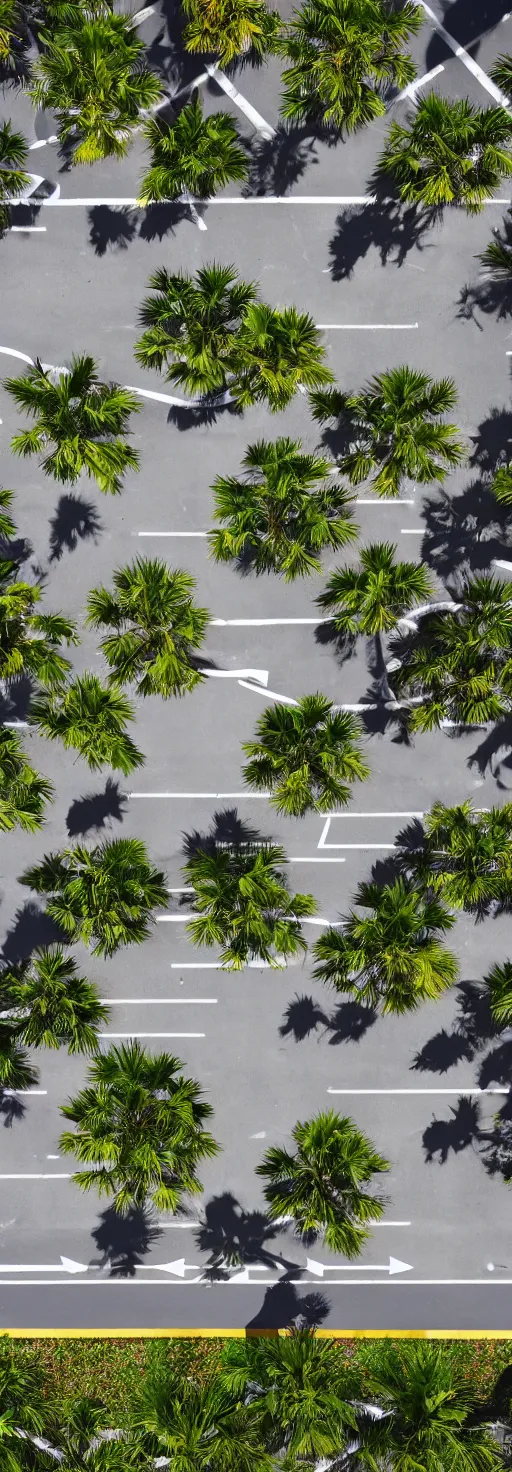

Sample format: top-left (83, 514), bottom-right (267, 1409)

top-left (3, 1328), bottom-right (512, 1339)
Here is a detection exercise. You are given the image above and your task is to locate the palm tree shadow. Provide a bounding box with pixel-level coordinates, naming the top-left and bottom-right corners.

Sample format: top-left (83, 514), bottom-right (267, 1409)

top-left (89, 1206), bottom-right (163, 1277)
top-left (0, 676), bottom-right (34, 723)
top-left (425, 0), bottom-right (507, 69)
top-left (182, 807), bottom-right (275, 859)
top-left (195, 1192), bottom-right (299, 1280)
top-left (0, 1092), bottom-right (27, 1128)
top-left (88, 206), bottom-right (138, 256)
top-left (420, 481), bottom-right (512, 584)
top-left (413, 980), bottom-right (498, 1075)
top-left (48, 493), bottom-right (103, 562)
top-left (66, 779), bottom-right (127, 838)
top-left (279, 992), bottom-right (377, 1044)
top-left (166, 399), bottom-right (242, 431)
top-left (1, 902), bottom-right (65, 963)
top-left (328, 196), bottom-right (439, 280)
top-left (480, 1093), bottom-right (512, 1180)
top-left (246, 1280), bottom-right (329, 1330)
top-left (314, 621), bottom-right (358, 668)
top-left (469, 407), bottom-right (512, 475)
top-left (244, 124), bottom-right (318, 196)
top-left (468, 715), bottom-right (512, 789)
top-left (422, 1097), bottom-right (481, 1163)
top-left (478, 1040), bottom-right (512, 1091)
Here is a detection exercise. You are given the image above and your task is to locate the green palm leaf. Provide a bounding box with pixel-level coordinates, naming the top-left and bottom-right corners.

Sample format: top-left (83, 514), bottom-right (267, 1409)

top-left (242, 693), bottom-right (369, 814)
top-left (135, 262), bottom-right (258, 396)
top-left (0, 727), bottom-right (53, 833)
top-left (183, 0), bottom-right (281, 67)
top-left (21, 837), bottom-right (168, 957)
top-left (5, 356), bottom-right (140, 493)
top-left (311, 366), bottom-right (464, 496)
top-left (31, 673), bottom-right (145, 775)
top-left (0, 118), bottom-right (29, 232)
top-left (257, 1110), bottom-right (390, 1255)
top-left (279, 0), bottom-right (422, 134)
top-left (317, 541), bottom-right (433, 633)
top-left (378, 92), bottom-right (512, 213)
top-left (86, 559), bottom-right (209, 698)
top-left (184, 841), bottom-right (317, 969)
top-left (138, 94), bottom-right (248, 205)
top-left (0, 946), bottom-right (108, 1054)
top-left (314, 877), bottom-right (457, 1014)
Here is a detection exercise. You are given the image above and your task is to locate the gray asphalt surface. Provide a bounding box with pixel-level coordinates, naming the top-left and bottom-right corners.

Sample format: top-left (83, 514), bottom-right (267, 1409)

top-left (2, 0), bottom-right (512, 1332)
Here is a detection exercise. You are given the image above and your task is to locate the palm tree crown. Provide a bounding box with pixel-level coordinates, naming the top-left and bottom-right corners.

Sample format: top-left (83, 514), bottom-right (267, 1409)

top-left (0, 947), bottom-right (108, 1054)
top-left (220, 1330), bottom-right (357, 1463)
top-left (0, 1024), bottom-right (39, 1094)
top-left (257, 1110), bottom-right (390, 1255)
top-left (0, 727), bottom-right (53, 833)
top-left (138, 94), bottom-right (248, 205)
top-left (358, 1341), bottom-right (503, 1472)
top-left (314, 877), bottom-right (458, 1014)
top-left (407, 800), bottom-right (512, 911)
top-left (242, 694), bottom-right (370, 815)
top-left (183, 0), bottom-right (281, 67)
top-left (0, 118), bottom-right (29, 231)
top-left (184, 842), bottom-right (317, 969)
top-left (86, 559), bottom-right (210, 699)
top-left (378, 93), bottom-right (512, 212)
top-left (279, 0), bottom-right (421, 133)
top-left (208, 437), bottom-right (357, 579)
top-left (131, 1366), bottom-right (272, 1472)
top-left (135, 263), bottom-right (258, 397)
top-left (0, 558), bottom-right (78, 687)
top-left (317, 542), bottom-right (434, 634)
top-left (232, 302), bottom-right (333, 411)
top-left (59, 1040), bottom-right (219, 1214)
top-left (21, 837), bottom-right (168, 957)
top-left (31, 673), bottom-right (145, 776)
top-left (28, 9), bottom-right (163, 163)
top-left (486, 960), bottom-right (512, 1029)
top-left (490, 53), bottom-right (512, 101)
top-left (391, 573), bottom-right (512, 730)
top-left (311, 366), bottom-right (464, 496)
top-left (5, 357), bottom-right (140, 494)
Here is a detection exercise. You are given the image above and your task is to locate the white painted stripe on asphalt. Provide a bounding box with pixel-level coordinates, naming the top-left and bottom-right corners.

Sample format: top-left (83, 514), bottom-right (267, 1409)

top-left (99, 1032), bottom-right (206, 1038)
top-left (393, 62), bottom-right (444, 101)
top-left (3, 1276), bottom-right (512, 1285)
top-left (12, 196), bottom-right (512, 207)
top-left (401, 529), bottom-right (424, 534)
top-left (324, 810), bottom-right (424, 817)
top-left (0, 1174), bottom-right (71, 1179)
top-left (156, 914), bottom-right (195, 922)
top-left (157, 1221), bottom-right (201, 1227)
top-left (130, 791), bottom-right (267, 797)
top-left (238, 680), bottom-right (298, 704)
top-left (316, 323), bottom-right (418, 330)
top-left (211, 619), bottom-right (328, 626)
top-left (0, 346), bottom-right (34, 364)
top-left (9, 226), bottom-right (46, 232)
top-left (98, 998), bottom-right (217, 1004)
top-left (28, 137), bottom-right (58, 149)
top-left (328, 1087), bottom-right (510, 1095)
top-left (419, 0), bottom-right (511, 105)
top-left (137, 530), bottom-right (208, 535)
top-left (3, 1089), bottom-right (47, 1096)
top-left (205, 64), bottom-right (275, 139)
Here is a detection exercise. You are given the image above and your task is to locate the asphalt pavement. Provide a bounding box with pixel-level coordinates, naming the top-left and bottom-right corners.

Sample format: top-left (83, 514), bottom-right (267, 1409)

top-left (2, 0), bottom-right (512, 1332)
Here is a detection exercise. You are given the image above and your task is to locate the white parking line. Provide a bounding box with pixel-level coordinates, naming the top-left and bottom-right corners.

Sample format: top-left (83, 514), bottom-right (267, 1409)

top-left (9, 227), bottom-right (47, 233)
top-left (316, 323), bottom-right (418, 330)
top-left (328, 1087), bottom-right (510, 1095)
top-left (419, 0), bottom-right (511, 106)
top-left (99, 1032), bottom-right (206, 1039)
top-left (16, 195), bottom-right (512, 207)
top-left (393, 62), bottom-right (444, 102)
top-left (98, 998), bottom-right (217, 1004)
top-left (205, 64), bottom-right (275, 140)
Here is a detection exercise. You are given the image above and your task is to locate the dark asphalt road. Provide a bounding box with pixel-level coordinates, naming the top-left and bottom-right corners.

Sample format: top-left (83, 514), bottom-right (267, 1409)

top-left (2, 1281), bottom-right (512, 1333)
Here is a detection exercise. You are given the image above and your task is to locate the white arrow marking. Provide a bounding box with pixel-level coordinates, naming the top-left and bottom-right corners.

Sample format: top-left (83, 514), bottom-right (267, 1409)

top-left (306, 1255), bottom-right (413, 1277)
top-left (228, 1264), bottom-right (280, 1282)
top-left (146, 1259), bottom-right (200, 1276)
top-left (0, 1256), bottom-right (87, 1273)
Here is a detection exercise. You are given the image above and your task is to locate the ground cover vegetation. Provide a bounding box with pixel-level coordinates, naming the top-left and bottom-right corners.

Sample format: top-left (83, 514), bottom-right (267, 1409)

top-left (0, 1334), bottom-right (511, 1466)
top-left (3, 0), bottom-right (512, 1258)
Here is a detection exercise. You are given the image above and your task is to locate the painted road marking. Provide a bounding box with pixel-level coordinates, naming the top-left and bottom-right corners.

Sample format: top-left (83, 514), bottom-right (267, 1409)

top-left (316, 323), bottom-right (418, 330)
top-left (13, 195), bottom-right (512, 206)
top-left (419, 0), bottom-right (511, 106)
top-left (393, 62), bottom-right (444, 102)
top-left (98, 1032), bottom-right (206, 1038)
top-left (98, 998), bottom-right (217, 1004)
top-left (306, 1255), bottom-right (412, 1276)
top-left (327, 1087), bottom-right (511, 1095)
top-left (206, 64), bottom-right (275, 140)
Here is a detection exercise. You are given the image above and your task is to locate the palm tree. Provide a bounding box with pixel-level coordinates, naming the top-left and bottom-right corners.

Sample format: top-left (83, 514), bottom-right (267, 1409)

top-left (0, 947), bottom-right (108, 1054)
top-left (377, 93), bottom-right (512, 212)
top-left (357, 1341), bottom-right (502, 1472)
top-left (491, 461), bottom-right (512, 505)
top-left (0, 1340), bottom-right (47, 1472)
top-left (478, 214), bottom-right (512, 282)
top-left (279, 0), bottom-right (421, 133)
top-left (135, 263), bottom-right (258, 397)
top-left (31, 673), bottom-right (145, 776)
top-left (183, 842), bottom-right (317, 969)
top-left (408, 800), bottom-right (512, 912)
top-left (317, 542), bottom-right (434, 634)
top-left (486, 960), bottom-right (512, 1029)
top-left (220, 1331), bottom-right (357, 1463)
top-left (232, 302), bottom-right (333, 411)
top-left (41, 1397), bottom-right (142, 1472)
top-left (21, 837), bottom-right (168, 957)
top-left (0, 559), bottom-right (78, 688)
top-left (391, 573), bottom-right (512, 730)
top-left (138, 94), bottom-right (248, 207)
top-left (131, 1367), bottom-right (272, 1472)
top-left (5, 357), bottom-right (140, 494)
top-left (183, 0), bottom-right (281, 67)
top-left (311, 367), bottom-right (465, 497)
top-left (0, 118), bottom-right (29, 232)
top-left (313, 878), bottom-right (458, 1014)
top-left (257, 1110), bottom-right (390, 1255)
top-left (28, 8), bottom-right (163, 164)
top-left (209, 437), bottom-right (357, 579)
top-left (242, 694), bottom-right (369, 815)
top-left (0, 727), bottom-right (53, 833)
top-left (0, 1024), bottom-right (38, 1092)
top-left (85, 559), bottom-right (210, 699)
top-left (490, 53), bottom-right (512, 101)
top-left (0, 487), bottom-right (16, 542)
top-left (59, 1040), bottom-right (219, 1213)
